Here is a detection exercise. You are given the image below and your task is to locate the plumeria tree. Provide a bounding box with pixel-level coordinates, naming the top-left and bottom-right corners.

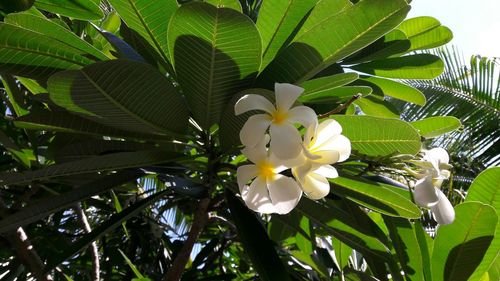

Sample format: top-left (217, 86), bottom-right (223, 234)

top-left (0, 0), bottom-right (498, 281)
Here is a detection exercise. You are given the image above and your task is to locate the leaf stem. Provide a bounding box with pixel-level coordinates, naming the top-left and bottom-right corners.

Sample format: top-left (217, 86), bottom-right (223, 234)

top-left (318, 93), bottom-right (362, 119)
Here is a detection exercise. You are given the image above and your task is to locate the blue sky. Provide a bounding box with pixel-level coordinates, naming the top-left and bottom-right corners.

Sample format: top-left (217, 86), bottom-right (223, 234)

top-left (408, 0), bottom-right (500, 59)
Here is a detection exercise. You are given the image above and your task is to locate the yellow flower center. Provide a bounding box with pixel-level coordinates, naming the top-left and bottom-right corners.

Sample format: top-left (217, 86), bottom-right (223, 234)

top-left (271, 109), bottom-right (288, 124)
top-left (257, 160), bottom-right (275, 180)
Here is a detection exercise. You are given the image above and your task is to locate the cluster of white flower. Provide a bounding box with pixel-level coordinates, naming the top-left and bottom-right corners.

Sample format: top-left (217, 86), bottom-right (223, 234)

top-left (411, 148), bottom-right (455, 225)
top-left (234, 83), bottom-right (351, 214)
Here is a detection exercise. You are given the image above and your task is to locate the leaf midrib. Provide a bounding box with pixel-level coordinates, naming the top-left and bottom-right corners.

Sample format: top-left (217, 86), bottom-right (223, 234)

top-left (295, 3), bottom-right (409, 83)
top-left (80, 71), bottom-right (168, 134)
top-left (261, 0), bottom-right (295, 62)
top-left (0, 44), bottom-right (90, 66)
top-left (125, 0), bottom-right (169, 62)
top-left (205, 7), bottom-right (220, 126)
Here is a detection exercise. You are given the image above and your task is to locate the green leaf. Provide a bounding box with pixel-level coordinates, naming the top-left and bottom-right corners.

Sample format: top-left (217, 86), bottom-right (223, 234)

top-left (466, 167), bottom-right (500, 210)
top-left (14, 110), bottom-right (160, 139)
top-left (296, 198), bottom-right (391, 261)
top-left (354, 94), bottom-right (400, 118)
top-left (0, 150), bottom-right (178, 185)
top-left (0, 0), bottom-right (35, 13)
top-left (357, 76), bottom-right (426, 105)
top-left (332, 115), bottom-right (421, 156)
top-left (431, 202), bottom-right (498, 281)
top-left (168, 2), bottom-right (261, 129)
top-left (47, 60), bottom-right (189, 136)
top-left (118, 249), bottom-right (146, 279)
top-left (258, 0), bottom-right (410, 85)
top-left (108, 0), bottom-right (177, 64)
top-left (332, 237), bottom-right (352, 271)
top-left (330, 176), bottom-right (420, 218)
top-left (300, 86), bottom-right (372, 103)
top-left (383, 217), bottom-right (427, 281)
top-left (256, 0), bottom-right (317, 68)
top-left (1, 75), bottom-right (29, 116)
top-left (0, 23), bottom-right (94, 79)
top-left (0, 170), bottom-right (143, 233)
top-left (294, 0), bottom-right (352, 39)
top-left (205, 0), bottom-right (242, 11)
top-left (300, 73), bottom-right (359, 94)
top-left (225, 190), bottom-right (292, 281)
top-left (351, 54), bottom-right (444, 79)
top-left (398, 16), bottom-right (453, 51)
top-left (465, 167), bottom-right (500, 280)
top-left (45, 189), bottom-right (170, 271)
top-left (410, 116), bottom-right (462, 138)
top-left (34, 0), bottom-right (103, 20)
top-left (4, 13), bottom-right (108, 61)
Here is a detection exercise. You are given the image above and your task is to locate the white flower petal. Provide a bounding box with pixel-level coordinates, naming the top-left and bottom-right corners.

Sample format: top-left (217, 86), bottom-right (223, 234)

top-left (292, 161), bottom-right (313, 183)
top-left (318, 135), bottom-right (351, 162)
top-left (270, 123), bottom-right (303, 159)
top-left (304, 123), bottom-right (316, 145)
top-left (313, 165), bottom-right (338, 178)
top-left (425, 147), bottom-right (449, 165)
top-left (313, 150), bottom-right (340, 165)
top-left (267, 174), bottom-right (302, 214)
top-left (413, 176), bottom-right (440, 208)
top-left (235, 94), bottom-right (275, 115)
top-left (240, 114), bottom-right (272, 148)
top-left (301, 172), bottom-right (330, 200)
top-left (241, 135), bottom-right (269, 165)
top-left (270, 152), bottom-right (306, 170)
top-left (274, 83), bottom-right (304, 111)
top-left (313, 119), bottom-right (342, 147)
top-left (237, 165), bottom-right (258, 193)
top-left (431, 189), bottom-right (455, 225)
top-left (241, 176), bottom-right (276, 214)
top-left (288, 106), bottom-right (318, 129)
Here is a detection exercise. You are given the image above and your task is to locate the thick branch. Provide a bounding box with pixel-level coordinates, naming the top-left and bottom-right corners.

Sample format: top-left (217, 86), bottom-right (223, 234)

top-left (0, 199), bottom-right (53, 280)
top-left (74, 204), bottom-right (100, 281)
top-left (163, 198), bottom-right (211, 281)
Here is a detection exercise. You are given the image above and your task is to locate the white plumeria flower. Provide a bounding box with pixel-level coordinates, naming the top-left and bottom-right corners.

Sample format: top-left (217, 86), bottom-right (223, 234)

top-left (292, 119), bottom-right (351, 199)
top-left (413, 176), bottom-right (455, 225)
top-left (235, 83), bottom-right (317, 160)
top-left (236, 136), bottom-right (302, 214)
top-left (412, 148), bottom-right (455, 225)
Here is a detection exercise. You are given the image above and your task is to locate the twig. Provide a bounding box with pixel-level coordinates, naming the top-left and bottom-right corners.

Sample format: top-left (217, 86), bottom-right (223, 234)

top-left (317, 94), bottom-right (362, 119)
top-left (162, 198), bottom-right (211, 281)
top-left (74, 204), bottom-right (100, 281)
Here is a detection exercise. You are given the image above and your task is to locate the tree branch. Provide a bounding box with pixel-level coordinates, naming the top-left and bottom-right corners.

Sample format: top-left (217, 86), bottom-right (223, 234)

top-left (74, 204), bottom-right (100, 281)
top-left (318, 94), bottom-right (362, 119)
top-left (0, 199), bottom-right (53, 280)
top-left (162, 198), bottom-right (211, 281)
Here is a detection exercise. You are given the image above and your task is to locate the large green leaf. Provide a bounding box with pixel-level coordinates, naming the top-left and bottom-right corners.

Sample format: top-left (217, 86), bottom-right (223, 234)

top-left (383, 217), bottom-right (428, 281)
top-left (0, 23), bottom-right (94, 79)
top-left (0, 0), bottom-right (35, 13)
top-left (205, 0), bottom-right (242, 11)
top-left (168, 2), bottom-right (261, 129)
top-left (34, 0), bottom-right (103, 20)
top-left (225, 190), bottom-right (292, 281)
top-left (332, 115), bottom-right (421, 156)
top-left (296, 198), bottom-right (391, 261)
top-left (431, 202), bottom-right (498, 281)
top-left (397, 16), bottom-right (453, 52)
top-left (47, 60), bottom-right (189, 136)
top-left (466, 167), bottom-right (500, 210)
top-left (351, 54), bottom-right (444, 79)
top-left (357, 76), bottom-right (426, 105)
top-left (410, 116), bottom-right (462, 138)
top-left (4, 13), bottom-right (108, 61)
top-left (465, 167), bottom-right (500, 280)
top-left (256, 0), bottom-right (317, 68)
top-left (14, 110), bottom-right (161, 139)
top-left (330, 176), bottom-right (420, 218)
top-left (300, 86), bottom-right (372, 103)
top-left (293, 0), bottom-right (352, 39)
top-left (45, 188), bottom-right (170, 271)
top-left (300, 73), bottom-right (359, 94)
top-left (0, 170), bottom-right (143, 233)
top-left (108, 0), bottom-right (177, 64)
top-left (258, 0), bottom-right (410, 85)
top-left (0, 150), bottom-right (178, 186)
top-left (353, 94), bottom-right (400, 118)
